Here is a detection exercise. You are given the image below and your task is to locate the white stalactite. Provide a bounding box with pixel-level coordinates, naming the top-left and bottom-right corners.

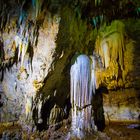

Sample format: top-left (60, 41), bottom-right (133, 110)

top-left (101, 41), bottom-right (110, 68)
top-left (70, 54), bottom-right (97, 138)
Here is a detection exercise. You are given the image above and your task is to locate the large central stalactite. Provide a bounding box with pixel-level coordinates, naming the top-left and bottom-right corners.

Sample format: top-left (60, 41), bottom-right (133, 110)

top-left (70, 54), bottom-right (97, 138)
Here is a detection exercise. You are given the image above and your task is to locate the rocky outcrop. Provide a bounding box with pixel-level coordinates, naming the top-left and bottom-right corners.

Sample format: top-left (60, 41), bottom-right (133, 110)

top-left (95, 20), bottom-right (140, 90)
top-left (0, 14), bottom-right (60, 127)
top-left (103, 89), bottom-right (140, 124)
top-left (94, 20), bottom-right (140, 124)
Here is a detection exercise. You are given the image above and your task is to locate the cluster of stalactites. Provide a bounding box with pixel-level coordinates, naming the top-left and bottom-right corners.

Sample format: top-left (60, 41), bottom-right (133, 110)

top-left (14, 0), bottom-right (42, 66)
top-left (95, 20), bottom-right (125, 72)
top-left (14, 21), bottom-right (38, 66)
top-left (0, 0), bottom-right (43, 68)
top-left (70, 54), bottom-right (96, 138)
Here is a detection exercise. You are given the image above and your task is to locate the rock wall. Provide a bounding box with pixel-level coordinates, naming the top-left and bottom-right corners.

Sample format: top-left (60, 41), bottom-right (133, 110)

top-left (0, 14), bottom-right (60, 126)
top-left (94, 20), bottom-right (140, 124)
top-left (103, 89), bottom-right (140, 124)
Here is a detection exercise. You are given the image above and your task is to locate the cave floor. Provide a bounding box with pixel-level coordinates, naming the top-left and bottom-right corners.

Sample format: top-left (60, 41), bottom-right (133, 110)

top-left (0, 122), bottom-right (140, 140)
top-left (103, 124), bottom-right (140, 140)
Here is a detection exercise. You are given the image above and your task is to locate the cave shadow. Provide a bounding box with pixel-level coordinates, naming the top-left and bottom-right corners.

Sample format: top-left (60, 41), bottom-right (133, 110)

top-left (0, 94), bottom-right (3, 107)
top-left (92, 86), bottom-right (108, 131)
top-left (35, 97), bottom-right (54, 131)
top-left (35, 95), bottom-right (71, 132)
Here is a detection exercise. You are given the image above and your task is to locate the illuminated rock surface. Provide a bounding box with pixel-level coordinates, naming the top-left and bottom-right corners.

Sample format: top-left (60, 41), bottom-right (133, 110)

top-left (0, 0), bottom-right (140, 139)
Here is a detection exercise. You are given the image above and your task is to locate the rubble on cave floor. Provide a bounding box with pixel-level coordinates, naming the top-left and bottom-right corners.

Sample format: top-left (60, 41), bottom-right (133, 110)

top-left (0, 122), bottom-right (140, 140)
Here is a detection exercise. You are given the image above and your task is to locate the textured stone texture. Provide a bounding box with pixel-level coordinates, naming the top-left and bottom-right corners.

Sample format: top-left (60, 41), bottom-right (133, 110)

top-left (94, 20), bottom-right (140, 124)
top-left (0, 14), bottom-right (60, 125)
top-left (95, 20), bottom-right (140, 91)
top-left (103, 89), bottom-right (140, 124)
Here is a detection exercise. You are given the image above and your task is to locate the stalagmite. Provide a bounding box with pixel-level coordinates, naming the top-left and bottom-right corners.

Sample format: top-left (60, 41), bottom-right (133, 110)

top-left (70, 54), bottom-right (97, 138)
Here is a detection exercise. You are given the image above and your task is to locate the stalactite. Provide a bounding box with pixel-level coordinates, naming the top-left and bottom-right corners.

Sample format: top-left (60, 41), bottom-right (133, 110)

top-left (14, 20), bottom-right (38, 66)
top-left (0, 0), bottom-right (42, 71)
top-left (32, 0), bottom-right (43, 18)
top-left (70, 54), bottom-right (97, 138)
top-left (37, 98), bottom-right (42, 124)
top-left (95, 20), bottom-right (125, 81)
